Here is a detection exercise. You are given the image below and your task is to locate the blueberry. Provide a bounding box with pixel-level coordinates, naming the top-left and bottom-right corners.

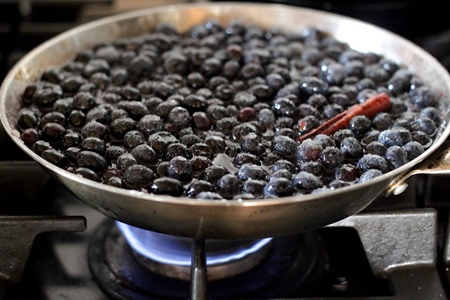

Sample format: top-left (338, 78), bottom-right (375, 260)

top-left (40, 122), bottom-right (66, 143)
top-left (127, 55), bottom-right (154, 79)
top-left (292, 171), bottom-right (323, 191)
top-left (74, 167), bottom-right (100, 182)
top-left (201, 165), bottom-right (229, 184)
top-left (116, 152), bottom-right (137, 172)
top-left (240, 62), bottom-right (264, 79)
top-left (270, 159), bottom-right (298, 174)
top-left (41, 149), bottom-right (67, 168)
top-left (232, 153), bottom-right (259, 167)
top-left (233, 91), bottom-right (258, 108)
top-left (120, 101), bottom-right (148, 120)
top-left (150, 177), bottom-right (184, 196)
top-left (190, 143), bottom-right (213, 158)
top-left (296, 139), bottom-right (323, 163)
top-left (137, 114), bottom-right (164, 136)
top-left (264, 178), bottom-right (295, 197)
top-left (358, 169), bottom-right (383, 183)
top-left (384, 146), bottom-right (409, 169)
top-left (237, 107), bottom-right (257, 123)
top-left (419, 107), bottom-right (441, 123)
top-left (32, 83), bottom-right (63, 107)
top-left (301, 47), bottom-right (324, 65)
top-left (320, 146), bottom-right (344, 170)
top-left (131, 144), bottom-right (158, 167)
top-left (299, 161), bottom-right (324, 176)
top-left (53, 98), bottom-right (74, 116)
top-left (163, 51), bottom-right (188, 75)
top-left (372, 112), bottom-right (392, 131)
top-left (322, 103), bottom-right (343, 119)
top-left (232, 122), bottom-right (259, 142)
top-left (72, 92), bottom-right (95, 111)
top-left (366, 141), bottom-right (387, 156)
top-left (123, 130), bottom-right (146, 149)
top-left (297, 116), bottom-right (320, 135)
top-left (215, 83), bottom-right (236, 101)
top-left (361, 130), bottom-right (380, 146)
top-left (266, 73), bottom-right (286, 91)
top-left (123, 165), bottom-right (155, 189)
top-left (320, 62), bottom-right (346, 85)
top-left (307, 94), bottom-right (328, 108)
top-left (271, 97), bottom-right (297, 117)
top-left (76, 150), bottom-right (108, 172)
top-left (180, 134), bottom-right (203, 147)
top-left (411, 117), bottom-right (437, 136)
top-left (340, 137), bottom-right (363, 160)
top-left (167, 156), bottom-right (193, 183)
top-left (412, 131), bottom-right (432, 148)
top-left (268, 169), bottom-right (293, 181)
top-left (207, 104), bottom-right (230, 122)
top-left (272, 127), bottom-right (298, 140)
top-left (237, 163), bottom-right (268, 181)
top-left (364, 64), bottom-right (390, 84)
top-left (335, 164), bottom-right (360, 181)
top-left (167, 106), bottom-right (191, 129)
top-left (242, 179), bottom-right (266, 196)
top-left (20, 128), bottom-right (39, 146)
top-left (165, 143), bottom-right (192, 160)
top-left (148, 131), bottom-right (178, 156)
top-left (154, 99), bottom-right (180, 119)
top-left (344, 60), bottom-right (365, 78)
top-left (402, 141), bottom-right (425, 160)
top-left (409, 86), bottom-right (437, 108)
top-left (111, 68), bottom-right (128, 86)
top-left (186, 180), bottom-right (214, 198)
top-left (272, 135), bottom-right (297, 157)
top-left (357, 154), bottom-right (389, 173)
top-left (349, 115), bottom-right (371, 135)
top-left (190, 155), bottom-right (211, 171)
top-left (41, 111), bottom-right (66, 128)
top-left (81, 121), bottom-right (109, 139)
top-left (105, 145), bottom-right (126, 163)
top-left (296, 105), bottom-right (318, 122)
top-left (298, 76), bottom-right (328, 97)
top-left (216, 117), bottom-right (239, 135)
top-left (81, 137), bottom-right (106, 155)
top-left (216, 174), bottom-right (241, 198)
top-left (313, 134), bottom-right (336, 148)
top-left (64, 147), bottom-right (81, 165)
top-left (240, 132), bottom-right (265, 155)
top-left (205, 135), bottom-right (226, 154)
top-left (85, 107), bottom-right (110, 124)
top-left (378, 128), bottom-right (412, 147)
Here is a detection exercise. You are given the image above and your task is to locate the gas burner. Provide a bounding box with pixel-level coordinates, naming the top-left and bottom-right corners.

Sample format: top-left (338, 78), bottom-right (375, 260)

top-left (89, 219), bottom-right (329, 299)
top-left (116, 222), bottom-right (273, 281)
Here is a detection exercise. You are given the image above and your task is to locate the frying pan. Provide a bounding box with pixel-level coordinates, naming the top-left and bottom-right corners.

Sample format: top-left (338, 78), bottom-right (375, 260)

top-left (1, 2), bottom-right (450, 240)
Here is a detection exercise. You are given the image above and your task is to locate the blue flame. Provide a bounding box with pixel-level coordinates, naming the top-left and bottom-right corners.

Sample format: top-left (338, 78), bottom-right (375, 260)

top-left (116, 221), bottom-right (272, 266)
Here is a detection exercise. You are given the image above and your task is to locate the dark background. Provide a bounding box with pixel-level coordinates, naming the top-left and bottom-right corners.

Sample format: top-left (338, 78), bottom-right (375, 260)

top-left (1, 0), bottom-right (450, 83)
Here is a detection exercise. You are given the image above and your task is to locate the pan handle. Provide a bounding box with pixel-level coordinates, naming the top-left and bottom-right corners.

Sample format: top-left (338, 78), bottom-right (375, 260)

top-left (385, 140), bottom-right (450, 196)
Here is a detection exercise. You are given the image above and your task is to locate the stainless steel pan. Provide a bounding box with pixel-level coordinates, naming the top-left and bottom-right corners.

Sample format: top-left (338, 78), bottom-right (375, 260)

top-left (1, 2), bottom-right (450, 239)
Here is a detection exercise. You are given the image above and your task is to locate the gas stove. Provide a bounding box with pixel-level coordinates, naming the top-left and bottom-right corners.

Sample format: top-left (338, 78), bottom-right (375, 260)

top-left (0, 141), bottom-right (449, 299)
top-left (1, 1), bottom-right (450, 299)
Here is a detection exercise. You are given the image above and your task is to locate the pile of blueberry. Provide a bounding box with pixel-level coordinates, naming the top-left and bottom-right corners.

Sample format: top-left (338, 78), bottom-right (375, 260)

top-left (16, 20), bottom-right (441, 200)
